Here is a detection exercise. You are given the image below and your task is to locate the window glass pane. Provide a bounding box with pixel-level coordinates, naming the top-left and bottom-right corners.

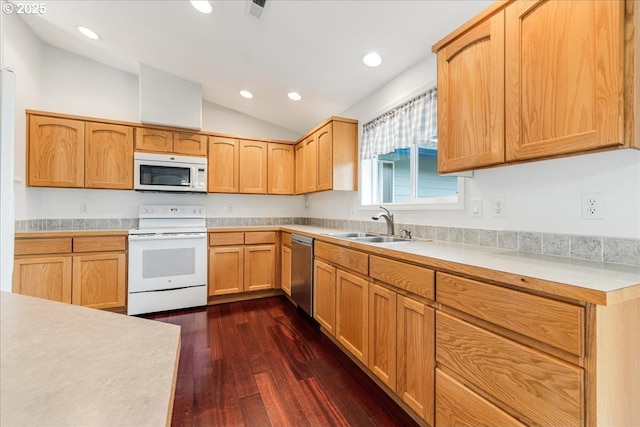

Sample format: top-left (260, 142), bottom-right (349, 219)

top-left (416, 147), bottom-right (457, 198)
top-left (378, 148), bottom-right (410, 203)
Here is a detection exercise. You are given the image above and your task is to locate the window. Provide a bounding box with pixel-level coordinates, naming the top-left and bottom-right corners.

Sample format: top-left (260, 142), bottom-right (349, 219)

top-left (360, 89), bottom-right (463, 208)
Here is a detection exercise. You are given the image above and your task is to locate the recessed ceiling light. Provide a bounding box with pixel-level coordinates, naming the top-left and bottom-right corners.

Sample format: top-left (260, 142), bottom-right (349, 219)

top-left (239, 90), bottom-right (253, 99)
top-left (363, 52), bottom-right (382, 67)
top-left (288, 92), bottom-right (302, 101)
top-left (77, 25), bottom-right (101, 40)
top-left (190, 0), bottom-right (213, 14)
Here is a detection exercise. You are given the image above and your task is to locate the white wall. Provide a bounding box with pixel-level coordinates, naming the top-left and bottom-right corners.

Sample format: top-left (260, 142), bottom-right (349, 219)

top-left (7, 21), bottom-right (304, 221)
top-left (309, 56), bottom-right (640, 239)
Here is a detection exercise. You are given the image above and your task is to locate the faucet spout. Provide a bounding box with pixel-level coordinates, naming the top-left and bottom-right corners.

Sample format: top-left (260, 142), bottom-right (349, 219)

top-left (372, 205), bottom-right (395, 235)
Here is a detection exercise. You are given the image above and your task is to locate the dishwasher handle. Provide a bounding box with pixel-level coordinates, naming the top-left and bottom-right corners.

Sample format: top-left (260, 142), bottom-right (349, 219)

top-left (291, 234), bottom-right (314, 246)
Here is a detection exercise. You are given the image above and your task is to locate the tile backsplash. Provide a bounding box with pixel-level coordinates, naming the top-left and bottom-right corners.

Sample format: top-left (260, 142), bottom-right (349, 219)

top-left (15, 216), bottom-right (640, 267)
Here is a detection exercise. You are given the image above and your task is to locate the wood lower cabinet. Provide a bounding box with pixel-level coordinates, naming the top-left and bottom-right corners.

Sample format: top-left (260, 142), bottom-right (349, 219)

top-left (313, 259), bottom-right (337, 336)
top-left (435, 369), bottom-right (526, 427)
top-left (72, 252), bottom-right (126, 309)
top-left (397, 294), bottom-right (435, 425)
top-left (244, 244), bottom-right (275, 291)
top-left (335, 269), bottom-right (369, 364)
top-left (85, 122), bottom-right (133, 189)
top-left (208, 231), bottom-right (276, 296)
top-left (12, 255), bottom-right (73, 303)
top-left (13, 234), bottom-right (127, 310)
top-left (368, 283), bottom-right (397, 391)
top-left (28, 115), bottom-right (85, 188)
top-left (281, 243), bottom-right (292, 296)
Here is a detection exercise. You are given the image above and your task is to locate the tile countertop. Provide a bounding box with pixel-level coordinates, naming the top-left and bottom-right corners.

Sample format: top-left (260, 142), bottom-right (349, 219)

top-left (280, 226), bottom-right (640, 306)
top-left (0, 292), bottom-right (181, 427)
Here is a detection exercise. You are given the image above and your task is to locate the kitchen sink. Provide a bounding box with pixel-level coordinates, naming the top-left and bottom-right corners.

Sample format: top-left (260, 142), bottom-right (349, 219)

top-left (352, 236), bottom-right (408, 243)
top-left (325, 232), bottom-right (379, 238)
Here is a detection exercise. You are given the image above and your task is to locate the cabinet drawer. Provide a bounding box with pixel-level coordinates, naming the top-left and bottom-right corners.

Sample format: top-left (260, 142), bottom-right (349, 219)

top-left (436, 272), bottom-right (584, 356)
top-left (73, 236), bottom-right (126, 253)
top-left (282, 232), bottom-right (291, 247)
top-left (436, 311), bottom-right (584, 427)
top-left (436, 369), bottom-right (526, 427)
top-left (15, 237), bottom-right (72, 255)
top-left (245, 231), bottom-right (276, 245)
top-left (370, 255), bottom-right (434, 300)
top-left (315, 241), bottom-right (368, 275)
top-left (209, 232), bottom-right (244, 246)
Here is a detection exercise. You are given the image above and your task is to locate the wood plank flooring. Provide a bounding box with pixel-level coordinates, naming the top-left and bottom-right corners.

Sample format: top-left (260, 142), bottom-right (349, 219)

top-left (148, 296), bottom-right (420, 427)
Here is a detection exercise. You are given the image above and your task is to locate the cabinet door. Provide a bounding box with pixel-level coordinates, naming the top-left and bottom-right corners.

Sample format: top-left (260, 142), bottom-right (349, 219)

top-left (436, 10), bottom-right (505, 173)
top-left (72, 252), bottom-right (126, 309)
top-left (85, 123), bottom-right (133, 189)
top-left (208, 136), bottom-right (239, 193)
top-left (294, 142), bottom-right (305, 194)
top-left (304, 135), bottom-right (317, 193)
top-left (244, 244), bottom-right (275, 291)
top-left (28, 115), bottom-right (84, 188)
top-left (313, 259), bottom-right (336, 336)
top-left (209, 246), bottom-right (244, 296)
top-left (368, 283), bottom-right (397, 391)
top-left (505, 0), bottom-right (623, 161)
top-left (281, 245), bottom-right (292, 296)
top-left (316, 123), bottom-right (333, 191)
top-left (135, 128), bottom-right (172, 153)
top-left (13, 256), bottom-right (72, 303)
top-left (397, 295), bottom-right (435, 425)
top-left (239, 140), bottom-right (268, 194)
top-left (267, 143), bottom-right (294, 195)
top-left (436, 369), bottom-right (526, 427)
top-left (174, 132), bottom-right (207, 156)
top-left (336, 269), bottom-right (369, 364)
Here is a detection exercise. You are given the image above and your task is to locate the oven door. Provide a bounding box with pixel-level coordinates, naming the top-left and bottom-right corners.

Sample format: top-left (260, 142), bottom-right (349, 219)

top-left (128, 232), bottom-right (207, 293)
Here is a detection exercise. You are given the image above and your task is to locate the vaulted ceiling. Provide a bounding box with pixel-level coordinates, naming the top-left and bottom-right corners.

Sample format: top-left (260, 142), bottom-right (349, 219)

top-left (17, 0), bottom-right (493, 134)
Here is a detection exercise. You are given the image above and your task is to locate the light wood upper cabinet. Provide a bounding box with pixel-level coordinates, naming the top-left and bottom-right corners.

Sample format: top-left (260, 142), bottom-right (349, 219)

top-left (208, 136), bottom-right (239, 193)
top-left (433, 0), bottom-right (630, 172)
top-left (434, 9), bottom-right (505, 173)
top-left (303, 134), bottom-right (317, 193)
top-left (239, 140), bottom-right (268, 194)
top-left (135, 127), bottom-right (207, 156)
top-left (134, 128), bottom-right (172, 153)
top-left (28, 115), bottom-right (85, 188)
top-left (316, 123), bottom-right (333, 191)
top-left (267, 143), bottom-right (294, 195)
top-left (505, 0), bottom-right (624, 161)
top-left (85, 123), bottom-right (133, 189)
top-left (173, 132), bottom-right (207, 156)
top-left (294, 142), bottom-right (305, 194)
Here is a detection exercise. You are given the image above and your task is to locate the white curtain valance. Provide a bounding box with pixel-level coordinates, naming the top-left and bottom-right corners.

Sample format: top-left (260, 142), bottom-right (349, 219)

top-left (361, 88), bottom-right (437, 160)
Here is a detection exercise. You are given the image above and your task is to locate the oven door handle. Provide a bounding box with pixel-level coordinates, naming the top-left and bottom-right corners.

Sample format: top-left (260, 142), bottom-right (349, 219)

top-left (128, 233), bottom-right (207, 241)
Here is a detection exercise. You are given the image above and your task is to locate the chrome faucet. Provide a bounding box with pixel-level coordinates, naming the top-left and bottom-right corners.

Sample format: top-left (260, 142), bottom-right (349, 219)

top-left (372, 206), bottom-right (395, 235)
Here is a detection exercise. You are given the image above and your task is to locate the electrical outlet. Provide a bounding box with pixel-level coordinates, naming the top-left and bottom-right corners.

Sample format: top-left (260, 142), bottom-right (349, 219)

top-left (227, 204), bottom-right (233, 214)
top-left (80, 203), bottom-right (88, 214)
top-left (582, 193), bottom-right (604, 219)
top-left (492, 197), bottom-right (506, 218)
top-left (470, 198), bottom-right (482, 218)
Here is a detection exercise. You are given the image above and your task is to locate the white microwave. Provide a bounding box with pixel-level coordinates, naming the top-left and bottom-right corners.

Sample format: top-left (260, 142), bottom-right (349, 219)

top-left (134, 152), bottom-right (207, 193)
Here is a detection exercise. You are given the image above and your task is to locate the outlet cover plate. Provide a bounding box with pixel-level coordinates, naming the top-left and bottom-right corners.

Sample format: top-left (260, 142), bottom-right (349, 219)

top-left (582, 193), bottom-right (604, 219)
top-left (492, 197), bottom-right (506, 218)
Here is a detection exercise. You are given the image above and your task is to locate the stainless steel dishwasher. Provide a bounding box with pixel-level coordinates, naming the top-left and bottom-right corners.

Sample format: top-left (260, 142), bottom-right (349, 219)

top-left (290, 234), bottom-right (314, 316)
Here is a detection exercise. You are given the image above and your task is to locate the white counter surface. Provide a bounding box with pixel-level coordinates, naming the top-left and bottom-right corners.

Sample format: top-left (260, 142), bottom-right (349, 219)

top-left (281, 225), bottom-right (640, 305)
top-left (0, 292), bottom-right (181, 427)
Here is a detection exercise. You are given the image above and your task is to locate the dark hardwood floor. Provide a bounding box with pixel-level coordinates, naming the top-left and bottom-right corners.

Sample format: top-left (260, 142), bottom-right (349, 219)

top-left (148, 296), bottom-right (420, 427)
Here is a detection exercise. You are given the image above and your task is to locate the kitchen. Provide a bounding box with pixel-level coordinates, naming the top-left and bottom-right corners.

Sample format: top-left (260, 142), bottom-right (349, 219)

top-left (2, 0), bottom-right (640, 426)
